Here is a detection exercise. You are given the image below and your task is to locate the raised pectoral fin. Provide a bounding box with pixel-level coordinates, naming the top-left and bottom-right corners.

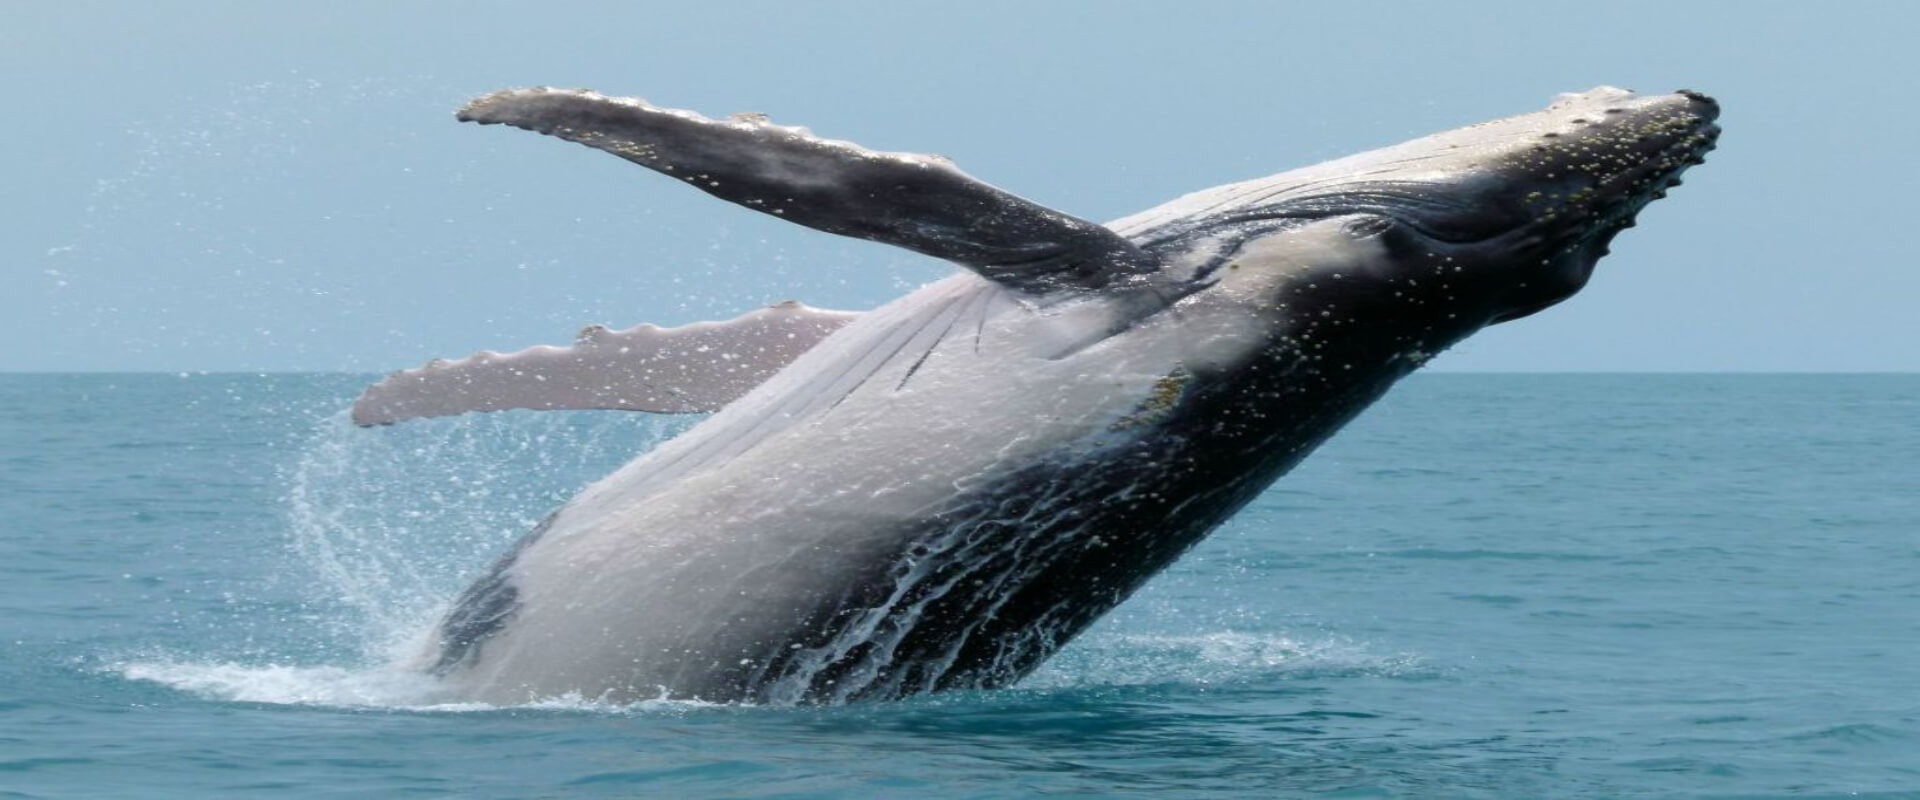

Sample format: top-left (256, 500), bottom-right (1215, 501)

top-left (351, 302), bottom-right (859, 426)
top-left (458, 88), bottom-right (1158, 295)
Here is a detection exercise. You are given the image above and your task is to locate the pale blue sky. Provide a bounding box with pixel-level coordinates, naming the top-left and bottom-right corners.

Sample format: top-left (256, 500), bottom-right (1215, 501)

top-left (5, 1), bottom-right (1913, 372)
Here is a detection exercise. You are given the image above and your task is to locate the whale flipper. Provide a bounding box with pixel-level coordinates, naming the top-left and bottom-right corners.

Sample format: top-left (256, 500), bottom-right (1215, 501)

top-left (458, 88), bottom-right (1159, 295)
top-left (351, 301), bottom-right (859, 426)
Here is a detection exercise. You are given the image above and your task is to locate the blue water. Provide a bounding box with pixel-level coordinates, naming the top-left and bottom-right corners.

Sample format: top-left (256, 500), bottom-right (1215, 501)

top-left (3, 373), bottom-right (1915, 798)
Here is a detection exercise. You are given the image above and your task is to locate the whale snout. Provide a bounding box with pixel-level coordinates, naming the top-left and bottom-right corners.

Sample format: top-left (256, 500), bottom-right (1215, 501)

top-left (1471, 87), bottom-right (1720, 323)
top-left (1551, 85), bottom-right (1717, 118)
top-left (1675, 88), bottom-right (1719, 116)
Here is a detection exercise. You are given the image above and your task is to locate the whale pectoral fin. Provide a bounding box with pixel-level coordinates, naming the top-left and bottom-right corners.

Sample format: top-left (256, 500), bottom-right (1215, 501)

top-left (458, 88), bottom-right (1159, 296)
top-left (351, 302), bottom-right (859, 426)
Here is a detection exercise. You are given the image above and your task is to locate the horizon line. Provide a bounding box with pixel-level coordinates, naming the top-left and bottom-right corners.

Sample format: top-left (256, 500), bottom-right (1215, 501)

top-left (2, 369), bottom-right (1915, 377)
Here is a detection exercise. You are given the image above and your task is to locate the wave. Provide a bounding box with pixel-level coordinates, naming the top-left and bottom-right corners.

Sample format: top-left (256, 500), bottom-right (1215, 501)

top-left (1027, 630), bottom-right (1429, 690)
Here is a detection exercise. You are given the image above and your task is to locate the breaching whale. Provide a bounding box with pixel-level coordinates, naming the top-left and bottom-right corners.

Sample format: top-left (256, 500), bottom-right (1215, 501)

top-left (355, 86), bottom-right (1719, 705)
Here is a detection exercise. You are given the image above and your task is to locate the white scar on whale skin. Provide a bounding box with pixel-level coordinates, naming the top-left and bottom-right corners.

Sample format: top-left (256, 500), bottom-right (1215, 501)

top-left (358, 86), bottom-right (1718, 704)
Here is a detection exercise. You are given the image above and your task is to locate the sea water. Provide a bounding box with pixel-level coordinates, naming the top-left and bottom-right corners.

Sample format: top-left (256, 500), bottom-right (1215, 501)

top-left (1, 373), bottom-right (1914, 798)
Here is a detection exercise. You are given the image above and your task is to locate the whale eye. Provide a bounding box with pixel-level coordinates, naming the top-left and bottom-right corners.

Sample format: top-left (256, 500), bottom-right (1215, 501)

top-left (1342, 215), bottom-right (1395, 239)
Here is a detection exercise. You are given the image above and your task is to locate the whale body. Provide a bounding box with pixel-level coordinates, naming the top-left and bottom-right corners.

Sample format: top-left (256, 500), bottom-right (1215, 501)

top-left (355, 87), bottom-right (1719, 704)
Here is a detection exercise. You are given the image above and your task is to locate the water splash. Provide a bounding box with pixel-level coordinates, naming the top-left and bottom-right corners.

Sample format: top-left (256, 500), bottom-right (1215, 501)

top-left (116, 403), bottom-right (693, 708)
top-left (119, 660), bottom-right (449, 708)
top-left (279, 407), bottom-right (693, 662)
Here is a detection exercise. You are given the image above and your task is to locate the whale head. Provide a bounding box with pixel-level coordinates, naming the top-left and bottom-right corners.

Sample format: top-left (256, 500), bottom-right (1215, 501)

top-left (1377, 86), bottom-right (1721, 323)
top-left (1332, 87), bottom-right (1717, 324)
top-left (1130, 88), bottom-right (1720, 331)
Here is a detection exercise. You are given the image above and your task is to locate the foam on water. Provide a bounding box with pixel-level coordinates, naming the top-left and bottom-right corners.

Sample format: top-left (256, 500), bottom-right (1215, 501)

top-left (112, 658), bottom-right (731, 714)
top-left (117, 660), bottom-right (449, 708)
top-left (113, 628), bottom-right (1409, 712)
top-left (1026, 631), bottom-right (1430, 690)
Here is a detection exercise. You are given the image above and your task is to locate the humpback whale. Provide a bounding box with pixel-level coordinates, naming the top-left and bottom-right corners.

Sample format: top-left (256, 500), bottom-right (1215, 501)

top-left (356, 86), bottom-right (1719, 705)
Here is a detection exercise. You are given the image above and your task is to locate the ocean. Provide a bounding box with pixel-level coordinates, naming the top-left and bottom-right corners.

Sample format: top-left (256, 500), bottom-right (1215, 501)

top-left (2, 373), bottom-right (1914, 798)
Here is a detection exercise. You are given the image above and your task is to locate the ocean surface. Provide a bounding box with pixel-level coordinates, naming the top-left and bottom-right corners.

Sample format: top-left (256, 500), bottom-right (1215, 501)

top-left (2, 373), bottom-right (1915, 798)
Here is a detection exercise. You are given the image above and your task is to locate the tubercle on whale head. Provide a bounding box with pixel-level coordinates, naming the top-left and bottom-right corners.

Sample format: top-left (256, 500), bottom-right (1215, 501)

top-left (1477, 88), bottom-right (1721, 323)
top-left (1232, 88), bottom-right (1720, 330)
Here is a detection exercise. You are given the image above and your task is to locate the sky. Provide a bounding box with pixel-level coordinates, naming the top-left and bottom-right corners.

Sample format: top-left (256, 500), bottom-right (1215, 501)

top-left (4, 1), bottom-right (1914, 373)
